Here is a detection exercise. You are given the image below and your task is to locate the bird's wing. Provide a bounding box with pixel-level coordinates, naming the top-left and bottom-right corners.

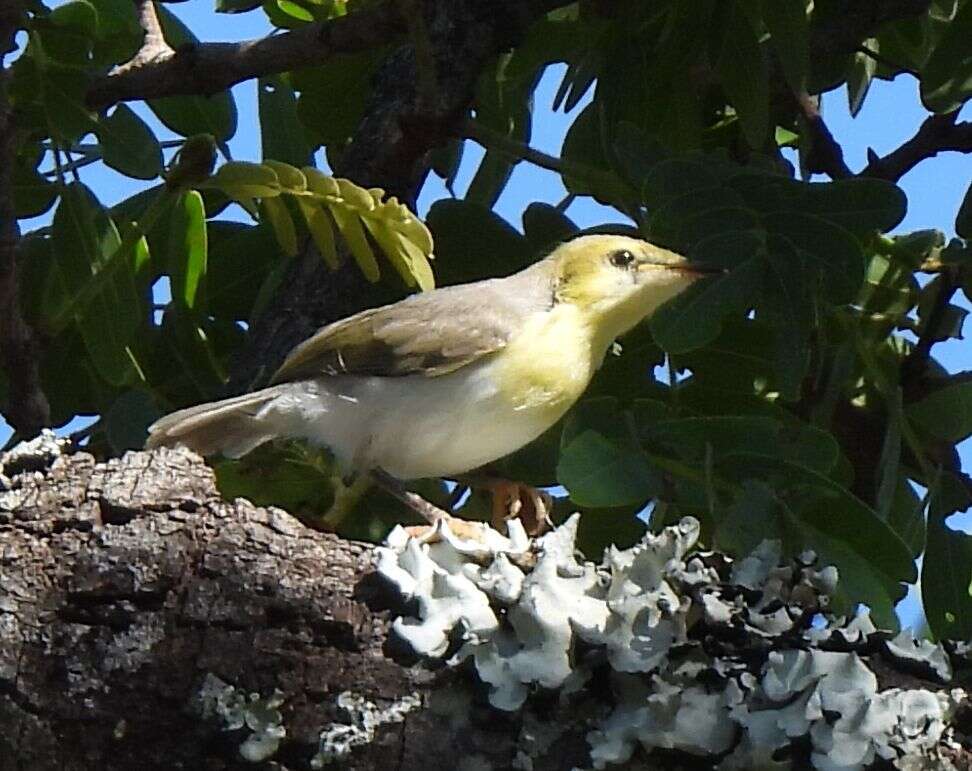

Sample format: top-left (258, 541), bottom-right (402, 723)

top-left (270, 277), bottom-right (540, 383)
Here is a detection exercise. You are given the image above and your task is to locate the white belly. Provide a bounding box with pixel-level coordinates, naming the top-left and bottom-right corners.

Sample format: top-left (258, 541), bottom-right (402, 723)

top-left (269, 360), bottom-right (568, 479)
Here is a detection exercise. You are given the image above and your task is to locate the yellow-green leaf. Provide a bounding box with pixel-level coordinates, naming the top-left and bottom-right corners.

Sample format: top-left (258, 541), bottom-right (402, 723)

top-left (303, 166), bottom-right (340, 198)
top-left (297, 197), bottom-right (340, 269)
top-left (263, 159), bottom-right (306, 192)
top-left (211, 161), bottom-right (281, 199)
top-left (336, 177), bottom-right (375, 211)
top-left (329, 205), bottom-right (379, 281)
top-left (262, 196), bottom-right (299, 257)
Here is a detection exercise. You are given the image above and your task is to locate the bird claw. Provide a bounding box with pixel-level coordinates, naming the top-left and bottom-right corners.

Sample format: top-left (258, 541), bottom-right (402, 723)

top-left (488, 481), bottom-right (553, 538)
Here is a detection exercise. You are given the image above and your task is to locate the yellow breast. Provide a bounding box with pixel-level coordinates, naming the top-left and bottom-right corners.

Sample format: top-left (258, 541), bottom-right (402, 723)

top-left (492, 304), bottom-right (596, 415)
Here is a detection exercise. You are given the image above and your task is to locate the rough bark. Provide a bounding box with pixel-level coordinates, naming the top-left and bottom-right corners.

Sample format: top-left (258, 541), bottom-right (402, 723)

top-left (0, 438), bottom-right (605, 771)
top-left (3, 437), bottom-right (972, 771)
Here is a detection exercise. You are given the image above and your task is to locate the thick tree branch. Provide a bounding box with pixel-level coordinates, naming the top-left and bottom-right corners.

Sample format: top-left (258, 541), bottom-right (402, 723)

top-left (0, 2), bottom-right (49, 437)
top-left (863, 112), bottom-right (972, 182)
top-left (86, 0), bottom-right (410, 110)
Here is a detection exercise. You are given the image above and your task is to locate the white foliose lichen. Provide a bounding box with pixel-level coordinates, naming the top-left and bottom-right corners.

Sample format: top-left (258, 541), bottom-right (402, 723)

top-left (376, 515), bottom-right (965, 770)
top-left (194, 673), bottom-right (287, 763)
top-left (311, 690), bottom-right (422, 768)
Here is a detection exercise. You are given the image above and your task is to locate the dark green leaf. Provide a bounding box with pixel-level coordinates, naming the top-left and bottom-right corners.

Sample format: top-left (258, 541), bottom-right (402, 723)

top-left (51, 183), bottom-right (142, 386)
top-left (641, 158), bottom-right (721, 209)
top-left (426, 200), bottom-right (532, 285)
top-left (558, 429), bottom-right (660, 508)
top-left (258, 75), bottom-right (315, 167)
top-left (907, 381), bottom-right (972, 442)
top-left (718, 2), bottom-right (769, 148)
top-left (216, 0), bottom-right (263, 11)
top-left (294, 50), bottom-right (383, 149)
top-left (761, 0), bottom-right (808, 91)
top-left (847, 44), bottom-right (878, 117)
top-left (923, 472), bottom-right (972, 639)
top-left (98, 105), bottom-right (163, 179)
top-left (104, 389), bottom-right (162, 453)
top-left (957, 180), bottom-right (972, 239)
top-left (13, 161), bottom-right (57, 218)
top-left (649, 257), bottom-right (763, 353)
top-left (920, 0), bottom-right (972, 112)
top-left (762, 212), bottom-right (864, 303)
top-left (721, 452), bottom-right (917, 583)
top-left (644, 416), bottom-right (839, 474)
top-left (522, 202), bottom-right (577, 251)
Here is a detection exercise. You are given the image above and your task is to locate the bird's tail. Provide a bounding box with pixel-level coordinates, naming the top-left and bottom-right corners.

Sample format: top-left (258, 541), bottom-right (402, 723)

top-left (145, 384), bottom-right (293, 458)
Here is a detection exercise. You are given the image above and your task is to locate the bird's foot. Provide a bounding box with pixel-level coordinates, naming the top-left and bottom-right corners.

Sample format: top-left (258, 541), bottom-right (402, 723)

top-left (482, 479), bottom-right (553, 537)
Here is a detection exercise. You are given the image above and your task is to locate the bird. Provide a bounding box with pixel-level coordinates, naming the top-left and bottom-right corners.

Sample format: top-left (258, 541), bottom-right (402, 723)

top-left (146, 234), bottom-right (718, 527)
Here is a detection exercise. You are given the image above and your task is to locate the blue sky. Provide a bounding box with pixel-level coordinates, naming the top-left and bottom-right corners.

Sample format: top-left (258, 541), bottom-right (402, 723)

top-left (5, 5), bottom-right (972, 626)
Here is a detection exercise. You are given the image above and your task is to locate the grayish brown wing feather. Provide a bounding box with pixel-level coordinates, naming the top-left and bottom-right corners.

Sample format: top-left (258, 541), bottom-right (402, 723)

top-left (270, 267), bottom-right (554, 384)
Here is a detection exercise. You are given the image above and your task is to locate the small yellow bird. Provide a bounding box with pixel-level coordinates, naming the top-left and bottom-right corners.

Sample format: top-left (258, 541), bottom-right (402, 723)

top-left (146, 234), bottom-right (716, 522)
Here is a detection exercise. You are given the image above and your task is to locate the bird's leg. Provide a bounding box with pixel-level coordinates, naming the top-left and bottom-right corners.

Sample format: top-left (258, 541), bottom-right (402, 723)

top-left (457, 475), bottom-right (554, 537)
top-left (369, 468), bottom-right (451, 524)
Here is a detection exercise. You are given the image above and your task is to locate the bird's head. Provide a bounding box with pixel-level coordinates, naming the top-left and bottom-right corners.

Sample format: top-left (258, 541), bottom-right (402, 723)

top-left (549, 234), bottom-right (721, 340)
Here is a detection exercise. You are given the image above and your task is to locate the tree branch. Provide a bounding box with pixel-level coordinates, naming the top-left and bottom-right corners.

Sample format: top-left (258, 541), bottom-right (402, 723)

top-left (793, 90), bottom-right (853, 180)
top-left (85, 0), bottom-right (409, 110)
top-left (0, 2), bottom-right (49, 436)
top-left (863, 112), bottom-right (972, 182)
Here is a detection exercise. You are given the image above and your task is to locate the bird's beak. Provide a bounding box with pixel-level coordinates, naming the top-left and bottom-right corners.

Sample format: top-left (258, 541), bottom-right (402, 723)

top-left (637, 261), bottom-right (727, 276)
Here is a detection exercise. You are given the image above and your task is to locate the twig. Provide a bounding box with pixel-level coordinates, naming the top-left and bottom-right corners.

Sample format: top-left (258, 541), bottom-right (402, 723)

top-left (461, 118), bottom-right (636, 200)
top-left (793, 90), bottom-right (853, 180)
top-left (862, 112), bottom-right (972, 182)
top-left (855, 44), bottom-right (918, 77)
top-left (85, 0), bottom-right (410, 110)
top-left (901, 267), bottom-right (960, 384)
top-left (0, 3), bottom-right (50, 435)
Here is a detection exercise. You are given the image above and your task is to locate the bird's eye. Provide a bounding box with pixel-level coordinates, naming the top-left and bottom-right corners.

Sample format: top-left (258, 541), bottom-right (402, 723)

top-left (610, 249), bottom-right (636, 269)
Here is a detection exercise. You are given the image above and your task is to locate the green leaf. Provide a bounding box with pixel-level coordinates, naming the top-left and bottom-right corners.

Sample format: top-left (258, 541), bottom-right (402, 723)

top-left (362, 216), bottom-right (435, 291)
top-left (103, 389), bottom-right (162, 453)
top-left (258, 75), bottom-right (315, 167)
top-left (649, 257), bottom-right (763, 353)
top-left (148, 6), bottom-right (238, 141)
top-left (641, 158), bottom-right (722, 208)
top-left (294, 50), bottom-right (382, 149)
top-left (644, 416), bottom-right (840, 474)
top-left (50, 183), bottom-right (142, 386)
top-left (718, 2), bottom-right (769, 148)
top-left (216, 0), bottom-right (264, 11)
top-left (720, 452), bottom-right (917, 584)
top-left (800, 178), bottom-right (907, 233)
top-left (762, 212), bottom-right (864, 304)
top-left (98, 105), bottom-right (163, 180)
top-left (329, 205), bottom-right (378, 281)
top-left (761, 0), bottom-right (808, 91)
top-left (957, 180), bottom-right (972, 239)
top-left (13, 160), bottom-right (57, 218)
top-left (848, 42), bottom-right (878, 117)
top-left (426, 200), bottom-right (532, 285)
top-left (558, 427), bottom-right (660, 509)
top-left (920, 0), bottom-right (972, 112)
top-left (169, 190), bottom-right (208, 310)
top-left (759, 234), bottom-right (811, 400)
top-left (262, 196), bottom-right (299, 257)
top-left (210, 161), bottom-right (281, 199)
top-left (923, 471), bottom-right (972, 639)
top-left (297, 198), bottom-right (340, 269)
top-left (907, 381), bottom-right (972, 442)
top-left (522, 202), bottom-right (577, 251)
top-left (206, 221), bottom-right (281, 320)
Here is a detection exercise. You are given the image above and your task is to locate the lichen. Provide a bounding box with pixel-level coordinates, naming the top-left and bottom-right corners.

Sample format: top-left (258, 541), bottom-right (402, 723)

top-left (193, 673), bottom-right (286, 763)
top-left (376, 515), bottom-right (965, 770)
top-left (311, 690), bottom-right (422, 768)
